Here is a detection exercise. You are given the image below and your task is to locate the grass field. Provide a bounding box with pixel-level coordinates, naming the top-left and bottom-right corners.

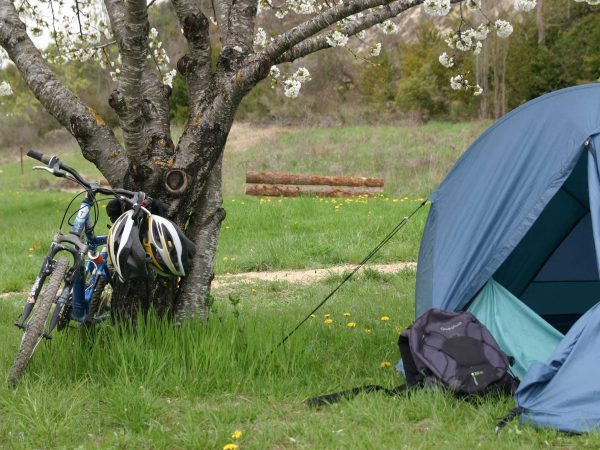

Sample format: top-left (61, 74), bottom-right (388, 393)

top-left (1, 122), bottom-right (596, 449)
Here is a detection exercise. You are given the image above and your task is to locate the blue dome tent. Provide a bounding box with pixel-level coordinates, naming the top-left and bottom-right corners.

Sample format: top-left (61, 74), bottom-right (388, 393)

top-left (414, 84), bottom-right (600, 432)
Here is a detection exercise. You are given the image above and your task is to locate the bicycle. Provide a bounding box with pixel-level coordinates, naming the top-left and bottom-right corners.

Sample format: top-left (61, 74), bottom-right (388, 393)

top-left (8, 149), bottom-right (149, 386)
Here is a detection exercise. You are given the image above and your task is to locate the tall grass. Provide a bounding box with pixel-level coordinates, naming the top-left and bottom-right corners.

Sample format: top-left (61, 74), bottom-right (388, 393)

top-left (4, 122), bottom-right (591, 448)
top-left (1, 271), bottom-right (595, 448)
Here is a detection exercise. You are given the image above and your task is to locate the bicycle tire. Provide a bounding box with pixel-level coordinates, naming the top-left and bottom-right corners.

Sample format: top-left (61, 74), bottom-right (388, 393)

top-left (88, 277), bottom-right (109, 319)
top-left (8, 257), bottom-right (69, 386)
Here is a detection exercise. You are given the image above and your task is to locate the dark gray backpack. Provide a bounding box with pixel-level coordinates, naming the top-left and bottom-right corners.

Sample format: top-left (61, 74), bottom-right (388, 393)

top-left (307, 308), bottom-right (517, 407)
top-left (398, 309), bottom-right (517, 395)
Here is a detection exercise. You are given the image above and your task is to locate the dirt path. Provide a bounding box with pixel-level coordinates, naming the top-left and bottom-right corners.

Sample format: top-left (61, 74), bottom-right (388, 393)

top-left (212, 262), bottom-right (417, 288)
top-left (0, 262), bottom-right (416, 300)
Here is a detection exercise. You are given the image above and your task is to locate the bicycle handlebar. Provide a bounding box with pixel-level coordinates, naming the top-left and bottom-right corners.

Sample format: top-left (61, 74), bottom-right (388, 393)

top-left (26, 149), bottom-right (52, 165)
top-left (27, 148), bottom-right (140, 202)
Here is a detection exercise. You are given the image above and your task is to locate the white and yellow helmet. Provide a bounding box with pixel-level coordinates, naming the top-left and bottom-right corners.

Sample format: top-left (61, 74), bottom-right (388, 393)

top-left (143, 215), bottom-right (195, 277)
top-left (106, 210), bottom-right (148, 281)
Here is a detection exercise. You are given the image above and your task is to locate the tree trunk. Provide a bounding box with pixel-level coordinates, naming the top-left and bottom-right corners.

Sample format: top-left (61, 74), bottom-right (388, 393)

top-left (536, 0), bottom-right (545, 46)
top-left (110, 149), bottom-right (226, 323)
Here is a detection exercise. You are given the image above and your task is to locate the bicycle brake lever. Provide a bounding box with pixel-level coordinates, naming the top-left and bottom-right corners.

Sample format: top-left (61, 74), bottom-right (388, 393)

top-left (33, 166), bottom-right (68, 177)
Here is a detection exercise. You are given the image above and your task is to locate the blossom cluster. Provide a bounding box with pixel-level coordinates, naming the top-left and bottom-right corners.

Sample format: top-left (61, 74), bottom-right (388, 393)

top-left (0, 81), bottom-right (13, 97)
top-left (326, 31), bottom-right (349, 48)
top-left (449, 74), bottom-right (483, 96)
top-left (0, 0), bottom-right (598, 101)
top-left (423, 0), bottom-right (451, 17)
top-left (270, 66), bottom-right (312, 98)
top-left (514, 0), bottom-right (537, 11)
top-left (148, 28), bottom-right (177, 87)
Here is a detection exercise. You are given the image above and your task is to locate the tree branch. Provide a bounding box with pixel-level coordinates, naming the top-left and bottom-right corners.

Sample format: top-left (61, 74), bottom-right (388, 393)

top-left (105, 0), bottom-right (164, 189)
top-left (264, 0), bottom-right (413, 61)
top-left (221, 0), bottom-right (257, 52)
top-left (171, 0), bottom-right (213, 117)
top-left (141, 68), bottom-right (175, 174)
top-left (0, 0), bottom-right (129, 187)
top-left (213, 0), bottom-right (234, 43)
top-left (276, 0), bottom-right (418, 63)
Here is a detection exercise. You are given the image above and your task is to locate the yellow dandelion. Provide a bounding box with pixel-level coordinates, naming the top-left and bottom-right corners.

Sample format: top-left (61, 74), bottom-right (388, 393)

top-left (324, 318), bottom-right (333, 324)
top-left (343, 312), bottom-right (351, 317)
top-left (310, 314), bottom-right (316, 318)
top-left (380, 361), bottom-right (392, 368)
top-left (223, 256), bottom-right (229, 261)
top-left (231, 430), bottom-right (243, 439)
top-left (324, 314), bottom-right (331, 318)
top-left (365, 328), bottom-right (372, 334)
top-left (380, 316), bottom-right (390, 322)
top-left (346, 322), bottom-right (357, 328)
top-left (223, 444), bottom-right (239, 450)
top-left (251, 288), bottom-right (257, 293)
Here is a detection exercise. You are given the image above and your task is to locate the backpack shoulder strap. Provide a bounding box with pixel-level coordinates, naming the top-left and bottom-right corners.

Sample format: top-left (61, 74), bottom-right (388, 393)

top-left (306, 383), bottom-right (411, 408)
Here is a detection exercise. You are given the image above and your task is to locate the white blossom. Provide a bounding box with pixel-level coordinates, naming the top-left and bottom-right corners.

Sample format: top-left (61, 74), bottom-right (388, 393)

top-left (438, 52), bottom-right (454, 68)
top-left (514, 0), bottom-right (537, 11)
top-left (283, 79), bottom-right (302, 98)
top-left (423, 0), bottom-right (451, 17)
top-left (269, 66), bottom-right (281, 79)
top-left (254, 27), bottom-right (267, 49)
top-left (380, 20), bottom-right (399, 35)
top-left (110, 68), bottom-right (121, 81)
top-left (287, 0), bottom-right (317, 14)
top-left (163, 69), bottom-right (177, 87)
top-left (473, 41), bottom-right (483, 56)
top-left (293, 67), bottom-right (311, 82)
top-left (370, 43), bottom-right (382, 57)
top-left (473, 24), bottom-right (490, 41)
top-left (455, 31), bottom-right (474, 51)
top-left (275, 9), bottom-right (289, 19)
top-left (449, 74), bottom-right (470, 90)
top-left (443, 30), bottom-right (456, 49)
top-left (473, 85), bottom-right (483, 96)
top-left (0, 81), bottom-right (12, 96)
top-left (326, 30), bottom-right (349, 47)
top-left (494, 20), bottom-right (514, 38)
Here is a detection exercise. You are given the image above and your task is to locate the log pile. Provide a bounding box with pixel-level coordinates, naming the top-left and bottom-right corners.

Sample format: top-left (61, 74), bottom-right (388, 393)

top-left (245, 172), bottom-right (384, 197)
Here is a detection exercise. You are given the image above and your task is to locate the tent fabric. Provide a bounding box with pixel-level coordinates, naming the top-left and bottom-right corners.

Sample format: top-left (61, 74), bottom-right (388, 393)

top-left (466, 279), bottom-right (564, 381)
top-left (515, 302), bottom-right (600, 432)
top-left (416, 84), bottom-right (600, 317)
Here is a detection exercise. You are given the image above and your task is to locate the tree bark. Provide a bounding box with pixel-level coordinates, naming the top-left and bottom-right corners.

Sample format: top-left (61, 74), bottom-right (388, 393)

top-left (536, 0), bottom-right (545, 47)
top-left (1, 0), bottom-right (466, 325)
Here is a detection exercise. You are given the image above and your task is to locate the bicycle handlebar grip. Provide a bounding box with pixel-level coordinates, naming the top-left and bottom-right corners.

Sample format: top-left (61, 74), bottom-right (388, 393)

top-left (26, 149), bottom-right (51, 164)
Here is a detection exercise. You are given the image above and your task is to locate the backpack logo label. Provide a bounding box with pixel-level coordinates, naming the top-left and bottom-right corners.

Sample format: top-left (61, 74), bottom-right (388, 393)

top-left (440, 321), bottom-right (462, 331)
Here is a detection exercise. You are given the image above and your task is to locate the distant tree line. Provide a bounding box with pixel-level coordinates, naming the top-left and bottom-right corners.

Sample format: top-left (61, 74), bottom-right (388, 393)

top-left (0, 0), bottom-right (597, 151)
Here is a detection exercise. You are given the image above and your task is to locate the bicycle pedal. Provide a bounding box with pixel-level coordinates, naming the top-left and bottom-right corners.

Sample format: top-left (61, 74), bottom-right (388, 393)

top-left (43, 333), bottom-right (53, 340)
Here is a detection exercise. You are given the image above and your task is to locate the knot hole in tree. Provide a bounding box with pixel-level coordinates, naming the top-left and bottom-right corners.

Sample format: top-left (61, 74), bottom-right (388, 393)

top-left (164, 169), bottom-right (190, 195)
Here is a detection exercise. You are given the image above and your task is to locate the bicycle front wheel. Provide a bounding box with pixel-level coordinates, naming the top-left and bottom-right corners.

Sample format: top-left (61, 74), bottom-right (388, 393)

top-left (8, 257), bottom-right (69, 386)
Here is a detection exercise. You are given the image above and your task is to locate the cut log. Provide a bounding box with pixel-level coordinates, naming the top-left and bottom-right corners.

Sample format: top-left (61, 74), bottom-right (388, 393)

top-left (245, 184), bottom-right (384, 197)
top-left (246, 171), bottom-right (384, 188)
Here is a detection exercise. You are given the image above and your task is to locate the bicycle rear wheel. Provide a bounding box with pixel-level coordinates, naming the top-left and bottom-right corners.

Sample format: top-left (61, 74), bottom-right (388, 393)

top-left (8, 257), bottom-right (69, 386)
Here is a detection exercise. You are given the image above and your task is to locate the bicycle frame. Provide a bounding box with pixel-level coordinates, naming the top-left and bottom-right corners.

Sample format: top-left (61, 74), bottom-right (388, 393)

top-left (17, 191), bottom-right (119, 340)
